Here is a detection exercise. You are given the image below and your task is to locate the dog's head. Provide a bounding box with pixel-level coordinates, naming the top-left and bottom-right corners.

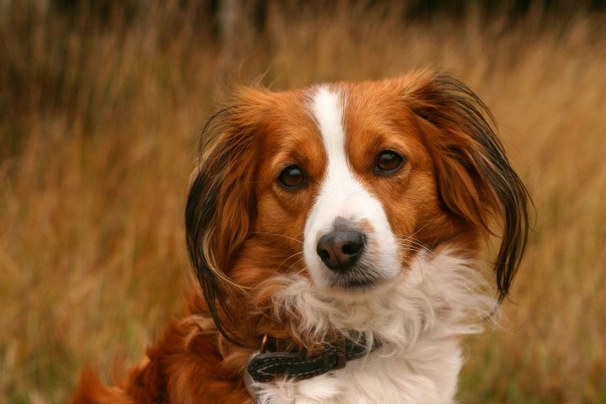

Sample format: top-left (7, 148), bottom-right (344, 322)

top-left (186, 71), bottom-right (529, 345)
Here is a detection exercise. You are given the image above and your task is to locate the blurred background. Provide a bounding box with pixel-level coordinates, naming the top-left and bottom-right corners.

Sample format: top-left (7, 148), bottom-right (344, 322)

top-left (1, 0), bottom-right (605, 402)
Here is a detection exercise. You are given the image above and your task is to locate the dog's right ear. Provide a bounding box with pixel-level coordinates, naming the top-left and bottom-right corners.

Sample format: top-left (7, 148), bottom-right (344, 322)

top-left (185, 87), bottom-right (271, 345)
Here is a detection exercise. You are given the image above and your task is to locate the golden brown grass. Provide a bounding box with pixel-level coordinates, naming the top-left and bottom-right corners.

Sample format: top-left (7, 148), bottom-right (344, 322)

top-left (1, 2), bottom-right (605, 403)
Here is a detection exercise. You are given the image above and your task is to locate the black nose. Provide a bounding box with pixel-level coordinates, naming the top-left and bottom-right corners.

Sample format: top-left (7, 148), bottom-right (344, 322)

top-left (316, 230), bottom-right (366, 272)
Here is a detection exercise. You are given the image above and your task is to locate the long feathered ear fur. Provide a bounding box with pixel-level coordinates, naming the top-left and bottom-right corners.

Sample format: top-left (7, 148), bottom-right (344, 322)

top-left (403, 71), bottom-right (530, 302)
top-left (185, 89), bottom-right (265, 345)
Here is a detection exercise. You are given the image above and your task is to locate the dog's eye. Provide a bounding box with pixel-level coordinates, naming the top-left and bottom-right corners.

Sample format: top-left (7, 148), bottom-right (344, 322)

top-left (277, 165), bottom-right (308, 190)
top-left (374, 151), bottom-right (405, 175)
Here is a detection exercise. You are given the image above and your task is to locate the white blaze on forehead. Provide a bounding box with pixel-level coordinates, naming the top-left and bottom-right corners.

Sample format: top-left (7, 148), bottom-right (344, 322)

top-left (304, 86), bottom-right (401, 291)
top-left (311, 87), bottom-right (347, 168)
top-left (308, 87), bottom-right (364, 215)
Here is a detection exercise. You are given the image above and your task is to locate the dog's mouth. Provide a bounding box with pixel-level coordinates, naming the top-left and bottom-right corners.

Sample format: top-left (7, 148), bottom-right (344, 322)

top-left (325, 266), bottom-right (390, 293)
top-left (333, 276), bottom-right (377, 290)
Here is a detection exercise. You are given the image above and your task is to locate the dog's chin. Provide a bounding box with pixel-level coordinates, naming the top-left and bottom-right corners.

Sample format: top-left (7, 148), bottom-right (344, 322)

top-left (319, 270), bottom-right (399, 301)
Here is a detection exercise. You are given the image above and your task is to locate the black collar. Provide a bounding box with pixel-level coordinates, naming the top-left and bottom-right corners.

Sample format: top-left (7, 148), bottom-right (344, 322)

top-left (246, 335), bottom-right (379, 383)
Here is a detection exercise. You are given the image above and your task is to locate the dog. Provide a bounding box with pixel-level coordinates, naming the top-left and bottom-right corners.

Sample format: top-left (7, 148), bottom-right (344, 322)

top-left (72, 70), bottom-right (529, 404)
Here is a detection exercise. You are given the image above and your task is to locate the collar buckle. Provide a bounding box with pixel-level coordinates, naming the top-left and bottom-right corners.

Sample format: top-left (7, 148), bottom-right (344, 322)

top-left (259, 334), bottom-right (269, 354)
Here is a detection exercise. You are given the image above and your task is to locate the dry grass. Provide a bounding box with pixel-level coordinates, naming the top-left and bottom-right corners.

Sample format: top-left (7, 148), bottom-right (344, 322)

top-left (1, 1), bottom-right (605, 403)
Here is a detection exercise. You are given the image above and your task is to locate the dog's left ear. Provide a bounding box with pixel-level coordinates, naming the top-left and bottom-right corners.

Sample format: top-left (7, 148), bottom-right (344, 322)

top-left (403, 71), bottom-right (530, 302)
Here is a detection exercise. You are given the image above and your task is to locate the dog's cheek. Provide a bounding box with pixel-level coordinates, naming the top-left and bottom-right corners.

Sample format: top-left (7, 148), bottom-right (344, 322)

top-left (255, 191), bottom-right (309, 254)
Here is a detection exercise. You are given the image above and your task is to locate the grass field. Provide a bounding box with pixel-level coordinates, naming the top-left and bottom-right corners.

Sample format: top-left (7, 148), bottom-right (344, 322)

top-left (1, 1), bottom-right (605, 403)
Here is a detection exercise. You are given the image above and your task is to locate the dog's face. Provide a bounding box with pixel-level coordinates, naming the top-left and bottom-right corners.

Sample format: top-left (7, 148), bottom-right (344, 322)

top-left (265, 85), bottom-right (447, 298)
top-left (186, 71), bottom-right (529, 343)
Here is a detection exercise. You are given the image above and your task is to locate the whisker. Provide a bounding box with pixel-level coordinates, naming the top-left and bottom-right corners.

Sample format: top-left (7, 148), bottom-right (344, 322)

top-left (397, 240), bottom-right (433, 255)
top-left (275, 252), bottom-right (304, 272)
top-left (248, 231), bottom-right (304, 245)
top-left (396, 238), bottom-right (433, 255)
top-left (394, 223), bottom-right (435, 257)
top-left (397, 222), bottom-right (430, 242)
top-left (274, 258), bottom-right (309, 301)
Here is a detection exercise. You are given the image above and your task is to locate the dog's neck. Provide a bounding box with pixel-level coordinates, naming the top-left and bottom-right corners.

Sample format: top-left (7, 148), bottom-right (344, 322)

top-left (246, 249), bottom-right (496, 404)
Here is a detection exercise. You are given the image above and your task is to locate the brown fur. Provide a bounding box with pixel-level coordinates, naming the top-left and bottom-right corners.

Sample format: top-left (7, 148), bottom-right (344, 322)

top-left (71, 71), bottom-right (528, 403)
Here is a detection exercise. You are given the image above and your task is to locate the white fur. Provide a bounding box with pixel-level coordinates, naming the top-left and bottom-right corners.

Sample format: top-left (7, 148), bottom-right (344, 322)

top-left (304, 87), bottom-right (400, 294)
top-left (252, 251), bottom-right (495, 404)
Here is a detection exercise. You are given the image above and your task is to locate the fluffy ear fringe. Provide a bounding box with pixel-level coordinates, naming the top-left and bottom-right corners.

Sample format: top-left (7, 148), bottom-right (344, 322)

top-left (185, 100), bottom-right (259, 346)
top-left (404, 71), bottom-right (530, 302)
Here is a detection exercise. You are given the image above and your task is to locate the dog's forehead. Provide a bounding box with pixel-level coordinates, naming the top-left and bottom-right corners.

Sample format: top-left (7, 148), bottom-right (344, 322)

top-left (257, 81), bottom-right (417, 168)
top-left (305, 82), bottom-right (419, 158)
